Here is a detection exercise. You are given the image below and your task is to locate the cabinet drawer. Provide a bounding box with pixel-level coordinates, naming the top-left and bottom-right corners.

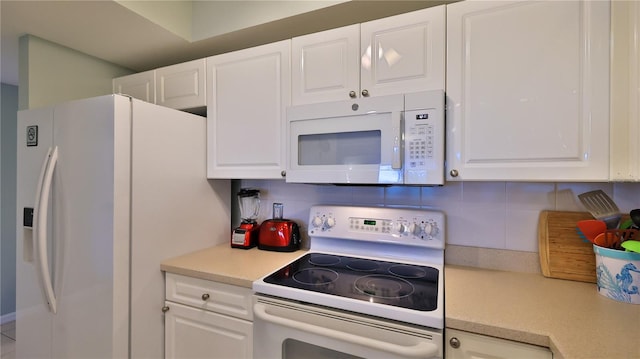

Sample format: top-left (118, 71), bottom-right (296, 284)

top-left (446, 329), bottom-right (552, 359)
top-left (165, 273), bottom-right (253, 321)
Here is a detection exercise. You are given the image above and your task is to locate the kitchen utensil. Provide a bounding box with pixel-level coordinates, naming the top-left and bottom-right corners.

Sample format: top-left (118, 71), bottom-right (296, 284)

top-left (619, 218), bottom-right (634, 230)
top-left (577, 190), bottom-right (622, 229)
top-left (593, 233), bottom-right (610, 248)
top-left (231, 188), bottom-right (261, 249)
top-left (621, 240), bottom-right (640, 253)
top-left (538, 210), bottom-right (597, 283)
top-left (576, 220), bottom-right (606, 243)
top-left (258, 203), bottom-right (301, 252)
top-left (630, 209), bottom-right (640, 228)
top-left (593, 229), bottom-right (638, 249)
top-left (604, 228), bottom-right (639, 245)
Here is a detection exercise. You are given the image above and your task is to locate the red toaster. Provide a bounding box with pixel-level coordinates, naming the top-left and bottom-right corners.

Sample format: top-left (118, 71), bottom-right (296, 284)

top-left (258, 219), bottom-right (300, 252)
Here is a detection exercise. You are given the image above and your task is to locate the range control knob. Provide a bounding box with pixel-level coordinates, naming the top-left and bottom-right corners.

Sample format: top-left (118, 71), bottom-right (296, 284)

top-left (409, 223), bottom-right (423, 236)
top-left (395, 223), bottom-right (408, 235)
top-left (421, 222), bottom-right (439, 237)
top-left (311, 216), bottom-right (324, 228)
top-left (325, 217), bottom-right (336, 228)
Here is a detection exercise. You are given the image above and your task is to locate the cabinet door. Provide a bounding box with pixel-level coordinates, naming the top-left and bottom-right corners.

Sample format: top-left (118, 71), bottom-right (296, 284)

top-left (156, 59), bottom-right (206, 110)
top-left (446, 0), bottom-right (610, 181)
top-left (360, 5), bottom-right (445, 98)
top-left (113, 70), bottom-right (155, 103)
top-left (291, 24), bottom-right (360, 105)
top-left (446, 329), bottom-right (552, 359)
top-left (610, 1), bottom-right (640, 181)
top-left (165, 301), bottom-right (252, 359)
top-left (207, 40), bottom-right (291, 179)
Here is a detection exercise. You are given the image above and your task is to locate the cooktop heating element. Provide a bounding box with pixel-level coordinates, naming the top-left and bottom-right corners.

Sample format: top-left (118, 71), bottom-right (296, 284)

top-left (254, 205), bottom-right (446, 329)
top-left (263, 253), bottom-right (439, 311)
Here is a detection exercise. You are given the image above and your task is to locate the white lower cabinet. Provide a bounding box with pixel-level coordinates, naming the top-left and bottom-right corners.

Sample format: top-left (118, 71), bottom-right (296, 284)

top-left (164, 273), bottom-right (253, 359)
top-left (445, 329), bottom-right (552, 359)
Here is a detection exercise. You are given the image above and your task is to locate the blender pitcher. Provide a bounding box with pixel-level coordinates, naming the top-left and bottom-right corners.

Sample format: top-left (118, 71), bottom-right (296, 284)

top-left (231, 189), bottom-right (261, 249)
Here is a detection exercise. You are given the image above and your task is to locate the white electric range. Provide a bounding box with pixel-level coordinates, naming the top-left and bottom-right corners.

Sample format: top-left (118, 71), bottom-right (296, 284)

top-left (253, 205), bottom-right (445, 359)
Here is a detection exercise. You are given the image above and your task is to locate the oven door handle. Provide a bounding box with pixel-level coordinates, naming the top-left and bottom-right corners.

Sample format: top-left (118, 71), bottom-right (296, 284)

top-left (254, 303), bottom-right (438, 358)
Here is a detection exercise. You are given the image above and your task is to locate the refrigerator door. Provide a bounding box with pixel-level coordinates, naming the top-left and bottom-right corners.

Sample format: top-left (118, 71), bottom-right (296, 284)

top-left (17, 107), bottom-right (55, 358)
top-left (17, 95), bottom-right (131, 359)
top-left (50, 96), bottom-right (130, 359)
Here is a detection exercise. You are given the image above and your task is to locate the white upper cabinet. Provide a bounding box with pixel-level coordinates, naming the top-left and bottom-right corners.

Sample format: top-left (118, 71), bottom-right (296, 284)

top-left (291, 24), bottom-right (360, 105)
top-left (206, 40), bottom-right (291, 179)
top-left (360, 5), bottom-right (445, 98)
top-left (155, 59), bottom-right (206, 111)
top-left (291, 5), bottom-right (445, 105)
top-left (610, 1), bottom-right (640, 181)
top-left (113, 70), bottom-right (155, 103)
top-left (446, 0), bottom-right (610, 181)
top-left (113, 59), bottom-right (206, 111)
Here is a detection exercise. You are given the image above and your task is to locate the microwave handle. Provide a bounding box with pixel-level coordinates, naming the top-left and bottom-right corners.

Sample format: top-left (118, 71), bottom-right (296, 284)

top-left (392, 112), bottom-right (402, 169)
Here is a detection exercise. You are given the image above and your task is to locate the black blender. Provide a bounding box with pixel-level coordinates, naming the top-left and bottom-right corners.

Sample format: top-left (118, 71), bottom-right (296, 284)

top-left (231, 188), bottom-right (261, 249)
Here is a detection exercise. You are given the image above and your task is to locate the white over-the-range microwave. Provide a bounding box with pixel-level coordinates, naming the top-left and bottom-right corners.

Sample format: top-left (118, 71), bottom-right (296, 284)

top-left (286, 90), bottom-right (444, 185)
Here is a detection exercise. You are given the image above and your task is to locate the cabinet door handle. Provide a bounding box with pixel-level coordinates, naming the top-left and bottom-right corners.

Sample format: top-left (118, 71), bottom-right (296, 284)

top-left (449, 169), bottom-right (459, 178)
top-left (349, 91), bottom-right (357, 98)
top-left (361, 89), bottom-right (370, 97)
top-left (449, 337), bottom-right (460, 349)
top-left (162, 306), bottom-right (170, 313)
top-left (202, 293), bottom-right (210, 301)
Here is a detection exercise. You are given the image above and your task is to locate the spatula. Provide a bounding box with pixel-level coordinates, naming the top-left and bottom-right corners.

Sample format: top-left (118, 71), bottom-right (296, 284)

top-left (576, 220), bottom-right (606, 243)
top-left (577, 190), bottom-right (621, 229)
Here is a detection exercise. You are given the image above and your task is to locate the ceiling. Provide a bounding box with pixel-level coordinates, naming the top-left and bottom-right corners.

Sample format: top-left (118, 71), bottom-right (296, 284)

top-left (0, 0), bottom-right (448, 87)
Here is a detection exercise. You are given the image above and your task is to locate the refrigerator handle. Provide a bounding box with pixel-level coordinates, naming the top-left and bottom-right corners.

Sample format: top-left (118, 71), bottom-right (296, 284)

top-left (33, 146), bottom-right (59, 314)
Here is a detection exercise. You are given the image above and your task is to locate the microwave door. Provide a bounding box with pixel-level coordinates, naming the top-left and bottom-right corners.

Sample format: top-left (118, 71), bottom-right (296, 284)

top-left (288, 111), bottom-right (402, 184)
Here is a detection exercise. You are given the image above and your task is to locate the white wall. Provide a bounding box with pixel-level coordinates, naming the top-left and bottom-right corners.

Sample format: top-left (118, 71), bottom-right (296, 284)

top-left (115, 0), bottom-right (193, 40)
top-left (191, 1), bottom-right (348, 41)
top-left (238, 179), bottom-right (640, 255)
top-left (18, 35), bottom-right (133, 110)
top-left (1, 83), bottom-right (18, 321)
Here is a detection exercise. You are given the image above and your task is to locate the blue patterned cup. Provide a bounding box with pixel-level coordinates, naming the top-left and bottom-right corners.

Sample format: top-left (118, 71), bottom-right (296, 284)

top-left (593, 244), bottom-right (640, 304)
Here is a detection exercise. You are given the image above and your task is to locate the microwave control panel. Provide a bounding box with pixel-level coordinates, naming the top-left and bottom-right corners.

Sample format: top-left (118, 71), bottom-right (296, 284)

top-left (404, 107), bottom-right (444, 185)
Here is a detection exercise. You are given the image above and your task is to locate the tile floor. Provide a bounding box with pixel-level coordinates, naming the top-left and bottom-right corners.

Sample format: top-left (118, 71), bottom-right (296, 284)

top-left (0, 321), bottom-right (15, 359)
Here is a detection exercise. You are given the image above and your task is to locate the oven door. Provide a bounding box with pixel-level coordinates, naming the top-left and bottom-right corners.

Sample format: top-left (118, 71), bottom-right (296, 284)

top-left (286, 94), bottom-right (404, 184)
top-left (253, 295), bottom-right (442, 359)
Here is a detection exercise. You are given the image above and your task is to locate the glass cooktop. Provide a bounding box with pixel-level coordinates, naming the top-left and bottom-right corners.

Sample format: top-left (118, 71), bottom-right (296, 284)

top-left (263, 253), bottom-right (439, 311)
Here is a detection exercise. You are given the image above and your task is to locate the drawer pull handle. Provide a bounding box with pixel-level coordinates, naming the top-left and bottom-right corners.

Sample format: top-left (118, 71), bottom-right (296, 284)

top-left (162, 306), bottom-right (170, 313)
top-left (202, 293), bottom-right (210, 301)
top-left (449, 337), bottom-right (460, 349)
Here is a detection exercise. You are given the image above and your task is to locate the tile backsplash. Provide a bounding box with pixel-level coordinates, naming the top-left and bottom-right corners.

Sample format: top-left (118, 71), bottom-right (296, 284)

top-left (234, 179), bottom-right (640, 253)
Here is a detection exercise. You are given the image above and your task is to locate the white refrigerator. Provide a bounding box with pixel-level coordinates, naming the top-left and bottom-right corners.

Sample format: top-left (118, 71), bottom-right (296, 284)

top-left (16, 95), bottom-right (231, 358)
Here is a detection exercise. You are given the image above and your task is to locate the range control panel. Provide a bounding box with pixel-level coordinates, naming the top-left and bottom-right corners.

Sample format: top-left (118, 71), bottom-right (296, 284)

top-left (308, 205), bottom-right (445, 249)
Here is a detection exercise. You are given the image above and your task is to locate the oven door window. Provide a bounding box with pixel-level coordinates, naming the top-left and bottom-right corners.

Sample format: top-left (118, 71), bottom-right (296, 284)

top-left (284, 339), bottom-right (363, 359)
top-left (298, 130), bottom-right (381, 165)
